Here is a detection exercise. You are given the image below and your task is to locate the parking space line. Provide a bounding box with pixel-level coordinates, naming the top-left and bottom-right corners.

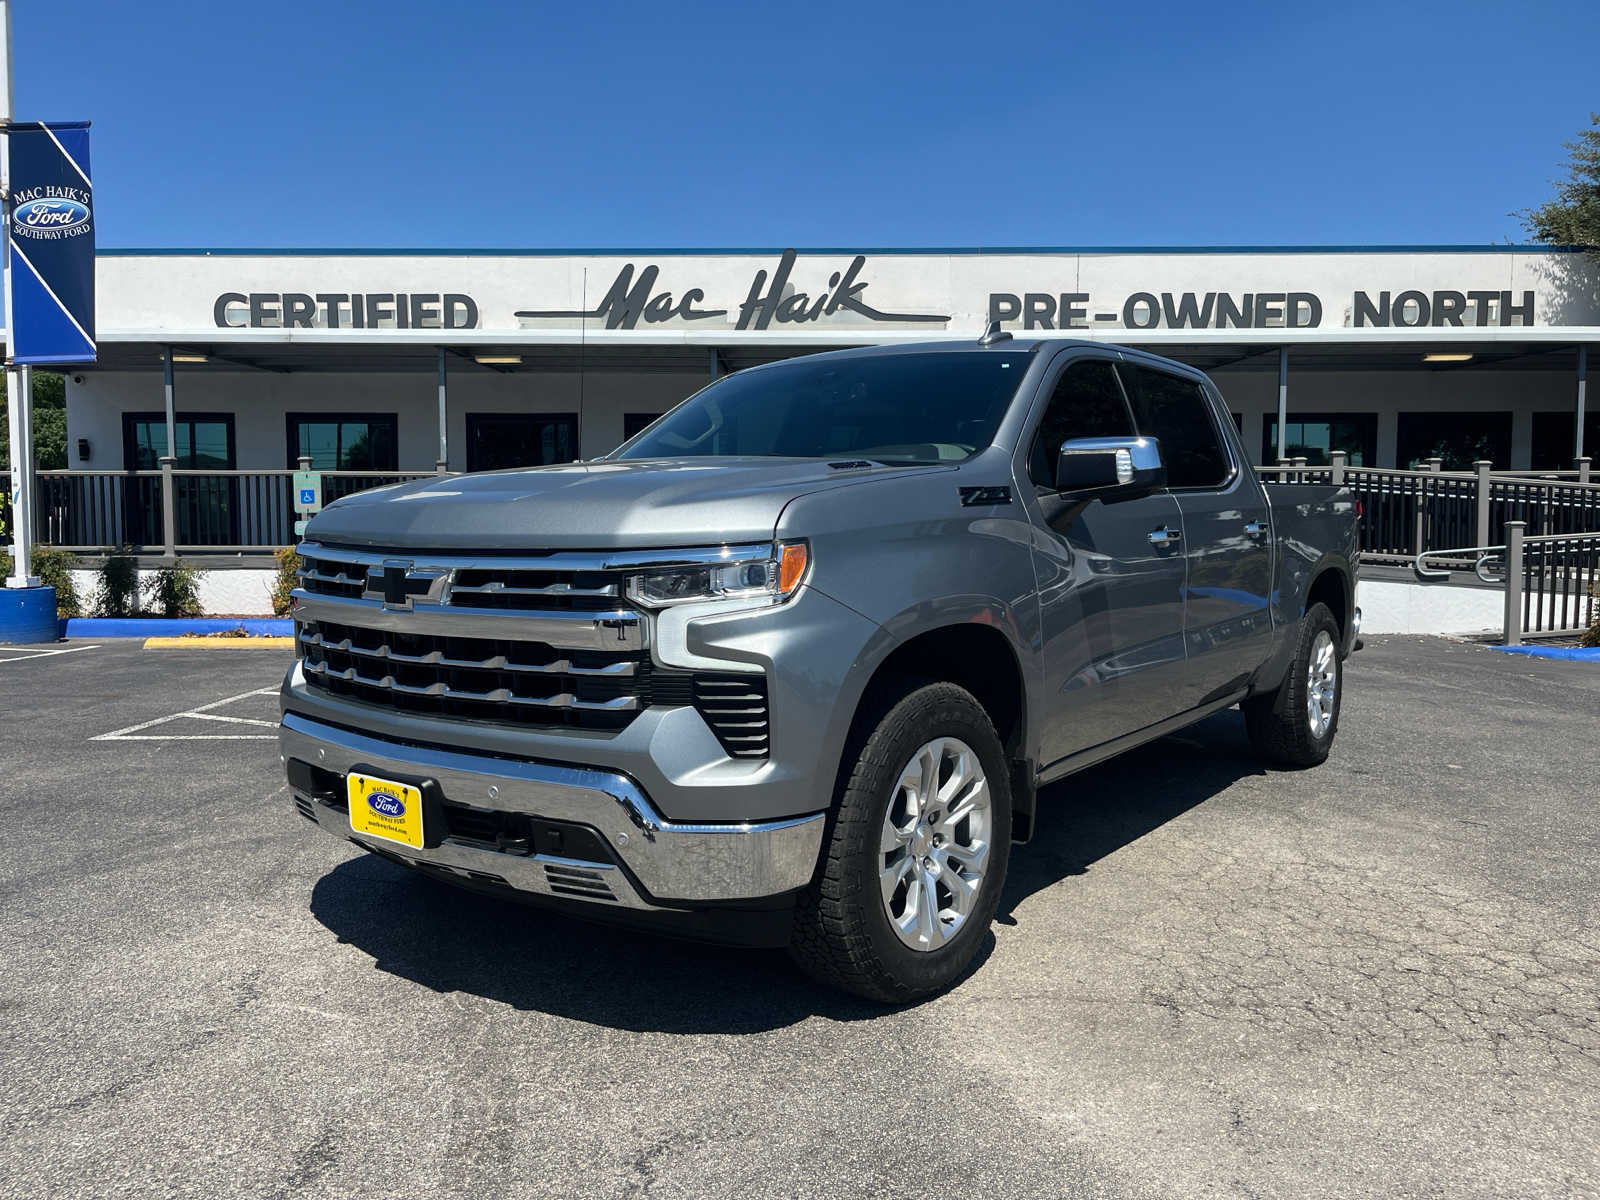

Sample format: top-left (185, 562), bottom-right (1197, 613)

top-left (0, 643), bottom-right (99, 664)
top-left (90, 686), bottom-right (281, 742)
top-left (186, 712), bottom-right (279, 729)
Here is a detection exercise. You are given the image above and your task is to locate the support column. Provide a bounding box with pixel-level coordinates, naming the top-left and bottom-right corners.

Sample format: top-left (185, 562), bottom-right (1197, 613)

top-left (158, 456), bottom-right (176, 565)
top-left (1474, 460), bottom-right (1492, 546)
top-left (1502, 521), bottom-right (1526, 647)
top-left (1575, 345), bottom-right (1588, 463)
top-left (17, 363), bottom-right (32, 550)
top-left (435, 348), bottom-right (448, 472)
top-left (709, 348), bottom-right (723, 381)
top-left (161, 350), bottom-right (178, 563)
top-left (1275, 348), bottom-right (1288, 464)
top-left (2, 0), bottom-right (36, 588)
top-left (163, 347), bottom-right (177, 462)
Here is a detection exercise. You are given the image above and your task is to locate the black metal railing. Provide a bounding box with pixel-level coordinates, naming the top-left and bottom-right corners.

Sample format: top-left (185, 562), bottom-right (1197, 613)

top-left (1512, 527), bottom-right (1600, 640)
top-left (4, 467), bottom-right (433, 554)
top-left (1261, 455), bottom-right (1600, 563)
top-left (7, 460), bottom-right (1598, 562)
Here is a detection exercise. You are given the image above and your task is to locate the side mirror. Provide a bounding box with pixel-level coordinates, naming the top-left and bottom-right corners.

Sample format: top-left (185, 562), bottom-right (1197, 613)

top-left (1054, 436), bottom-right (1165, 500)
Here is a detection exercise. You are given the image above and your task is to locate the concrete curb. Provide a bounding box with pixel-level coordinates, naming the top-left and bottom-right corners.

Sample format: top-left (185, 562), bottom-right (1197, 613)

top-left (1492, 643), bottom-right (1600, 662)
top-left (65, 618), bottom-right (293, 638)
top-left (142, 636), bottom-right (295, 649)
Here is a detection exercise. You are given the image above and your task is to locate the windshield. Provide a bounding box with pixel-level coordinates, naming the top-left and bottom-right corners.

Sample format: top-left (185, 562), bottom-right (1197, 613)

top-left (614, 350), bottom-right (1032, 463)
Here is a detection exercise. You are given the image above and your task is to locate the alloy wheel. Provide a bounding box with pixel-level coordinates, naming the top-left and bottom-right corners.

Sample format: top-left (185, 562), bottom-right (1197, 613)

top-left (879, 737), bottom-right (992, 952)
top-left (1306, 629), bottom-right (1338, 738)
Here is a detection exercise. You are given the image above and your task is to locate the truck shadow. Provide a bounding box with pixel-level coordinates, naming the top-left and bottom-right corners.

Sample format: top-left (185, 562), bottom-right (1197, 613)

top-left (308, 710), bottom-right (1262, 1033)
top-left (1000, 710), bottom-right (1266, 919)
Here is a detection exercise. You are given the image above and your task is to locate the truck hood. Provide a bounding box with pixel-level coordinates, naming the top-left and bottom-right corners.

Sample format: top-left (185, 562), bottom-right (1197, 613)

top-left (305, 457), bottom-right (944, 551)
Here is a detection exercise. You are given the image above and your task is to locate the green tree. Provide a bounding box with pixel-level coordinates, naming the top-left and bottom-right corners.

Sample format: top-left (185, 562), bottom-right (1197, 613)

top-left (1518, 113), bottom-right (1600, 248)
top-left (0, 370), bottom-right (67, 470)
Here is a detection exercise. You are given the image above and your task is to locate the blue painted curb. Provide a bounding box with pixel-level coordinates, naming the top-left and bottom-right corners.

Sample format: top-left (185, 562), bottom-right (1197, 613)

top-left (65, 617), bottom-right (294, 638)
top-left (0, 586), bottom-right (60, 644)
top-left (1493, 644), bottom-right (1600, 662)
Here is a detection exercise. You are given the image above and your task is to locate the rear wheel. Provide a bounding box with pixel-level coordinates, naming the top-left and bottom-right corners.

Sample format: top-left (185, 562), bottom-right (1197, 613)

top-left (1242, 602), bottom-right (1342, 767)
top-left (790, 682), bottom-right (1012, 1003)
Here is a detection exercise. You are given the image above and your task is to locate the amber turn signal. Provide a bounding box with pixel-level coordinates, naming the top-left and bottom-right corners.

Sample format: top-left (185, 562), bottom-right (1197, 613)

top-left (777, 543), bottom-right (809, 595)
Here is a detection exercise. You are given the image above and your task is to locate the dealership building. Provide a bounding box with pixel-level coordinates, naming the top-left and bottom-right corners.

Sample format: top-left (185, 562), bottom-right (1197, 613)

top-left (68, 245), bottom-right (1599, 479)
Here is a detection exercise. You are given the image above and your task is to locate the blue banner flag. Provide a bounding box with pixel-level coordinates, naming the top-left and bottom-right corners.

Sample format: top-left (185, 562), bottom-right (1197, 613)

top-left (7, 121), bottom-right (95, 364)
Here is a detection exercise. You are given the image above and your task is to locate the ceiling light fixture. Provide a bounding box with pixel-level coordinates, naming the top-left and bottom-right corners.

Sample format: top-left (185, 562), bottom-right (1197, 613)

top-left (170, 352), bottom-right (208, 363)
top-left (473, 354), bottom-right (522, 365)
top-left (1422, 353), bottom-right (1474, 363)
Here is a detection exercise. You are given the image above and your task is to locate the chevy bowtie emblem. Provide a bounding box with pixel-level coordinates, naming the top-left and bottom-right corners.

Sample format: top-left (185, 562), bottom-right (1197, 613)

top-left (367, 561), bottom-right (447, 609)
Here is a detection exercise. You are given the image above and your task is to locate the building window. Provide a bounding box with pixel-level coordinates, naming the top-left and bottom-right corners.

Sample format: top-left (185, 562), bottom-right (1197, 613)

top-left (1396, 411), bottom-right (1513, 470)
top-left (1262, 413), bottom-right (1378, 467)
top-left (465, 413), bottom-right (578, 472)
top-left (286, 413), bottom-right (398, 470)
top-left (1530, 411), bottom-right (1600, 470)
top-left (624, 412), bottom-right (663, 440)
top-left (124, 412), bottom-right (236, 471)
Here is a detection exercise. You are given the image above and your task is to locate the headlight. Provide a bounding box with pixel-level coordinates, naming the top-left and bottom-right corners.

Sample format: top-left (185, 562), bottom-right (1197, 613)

top-left (625, 542), bottom-right (809, 608)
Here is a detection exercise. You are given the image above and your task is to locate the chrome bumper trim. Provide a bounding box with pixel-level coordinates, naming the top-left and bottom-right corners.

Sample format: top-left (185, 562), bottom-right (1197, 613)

top-left (280, 712), bottom-right (824, 904)
top-left (296, 795), bottom-right (658, 908)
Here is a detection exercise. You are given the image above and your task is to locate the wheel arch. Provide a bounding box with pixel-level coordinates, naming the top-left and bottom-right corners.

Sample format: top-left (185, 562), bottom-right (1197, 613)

top-left (1303, 557), bottom-right (1354, 646)
top-left (833, 616), bottom-right (1038, 844)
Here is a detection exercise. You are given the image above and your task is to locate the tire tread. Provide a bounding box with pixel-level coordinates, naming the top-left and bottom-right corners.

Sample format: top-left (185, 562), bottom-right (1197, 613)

top-left (789, 682), bottom-right (1009, 1003)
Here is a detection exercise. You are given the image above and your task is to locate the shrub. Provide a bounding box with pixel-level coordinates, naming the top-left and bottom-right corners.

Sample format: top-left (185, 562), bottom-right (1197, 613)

top-left (33, 546), bottom-right (83, 618)
top-left (95, 550), bottom-right (141, 617)
top-left (271, 545), bottom-right (300, 616)
top-left (1583, 575), bottom-right (1599, 648)
top-left (145, 559), bottom-right (207, 619)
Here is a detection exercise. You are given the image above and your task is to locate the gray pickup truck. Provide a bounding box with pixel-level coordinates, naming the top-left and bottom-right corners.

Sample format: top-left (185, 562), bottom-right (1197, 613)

top-left (280, 333), bottom-right (1359, 1001)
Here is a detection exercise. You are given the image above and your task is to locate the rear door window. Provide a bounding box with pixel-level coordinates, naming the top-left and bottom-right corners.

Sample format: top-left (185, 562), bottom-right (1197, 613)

top-left (1117, 364), bottom-right (1232, 490)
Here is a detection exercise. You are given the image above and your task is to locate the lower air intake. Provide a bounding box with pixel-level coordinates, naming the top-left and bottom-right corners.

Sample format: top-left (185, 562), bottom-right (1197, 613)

top-left (543, 862), bottom-right (618, 902)
top-left (692, 673), bottom-right (771, 759)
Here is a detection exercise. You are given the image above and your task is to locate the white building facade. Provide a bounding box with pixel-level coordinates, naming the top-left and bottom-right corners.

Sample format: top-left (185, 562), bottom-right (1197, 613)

top-left (67, 246), bottom-right (1600, 477)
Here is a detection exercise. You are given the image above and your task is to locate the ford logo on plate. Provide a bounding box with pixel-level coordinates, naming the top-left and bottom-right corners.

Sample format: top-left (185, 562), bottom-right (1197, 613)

top-left (367, 791), bottom-right (406, 818)
top-left (15, 198), bottom-right (91, 230)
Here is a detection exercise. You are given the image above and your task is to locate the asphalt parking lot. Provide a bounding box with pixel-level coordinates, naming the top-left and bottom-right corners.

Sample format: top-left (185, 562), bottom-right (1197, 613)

top-left (2, 636), bottom-right (1597, 1199)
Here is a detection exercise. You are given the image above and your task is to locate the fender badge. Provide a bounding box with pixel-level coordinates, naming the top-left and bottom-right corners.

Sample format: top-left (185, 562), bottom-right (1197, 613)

top-left (959, 486), bottom-right (1012, 507)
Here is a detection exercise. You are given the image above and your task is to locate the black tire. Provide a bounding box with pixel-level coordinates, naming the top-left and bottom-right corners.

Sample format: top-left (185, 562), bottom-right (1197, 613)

top-left (789, 682), bottom-right (1012, 1004)
top-left (1242, 602), bottom-right (1343, 768)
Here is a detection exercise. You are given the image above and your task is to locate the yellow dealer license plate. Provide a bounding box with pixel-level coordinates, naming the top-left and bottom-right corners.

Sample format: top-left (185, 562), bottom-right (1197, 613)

top-left (347, 772), bottom-right (425, 850)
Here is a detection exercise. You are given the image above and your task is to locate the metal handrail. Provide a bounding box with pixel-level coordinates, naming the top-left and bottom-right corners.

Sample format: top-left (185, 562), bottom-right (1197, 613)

top-left (1415, 544), bottom-right (1506, 583)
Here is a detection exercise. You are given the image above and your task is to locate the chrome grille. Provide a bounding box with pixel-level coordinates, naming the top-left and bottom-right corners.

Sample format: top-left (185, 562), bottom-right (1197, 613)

top-left (449, 568), bottom-right (619, 611)
top-left (300, 619), bottom-right (644, 729)
top-left (291, 543), bottom-right (771, 754)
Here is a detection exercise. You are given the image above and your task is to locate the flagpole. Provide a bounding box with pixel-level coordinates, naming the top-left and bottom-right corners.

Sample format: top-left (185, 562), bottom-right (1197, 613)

top-left (0, 0), bottom-right (34, 588)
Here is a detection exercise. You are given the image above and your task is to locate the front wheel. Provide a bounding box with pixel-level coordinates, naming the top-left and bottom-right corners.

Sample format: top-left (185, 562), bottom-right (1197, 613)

top-left (789, 682), bottom-right (1012, 1003)
top-left (1242, 601), bottom-right (1343, 768)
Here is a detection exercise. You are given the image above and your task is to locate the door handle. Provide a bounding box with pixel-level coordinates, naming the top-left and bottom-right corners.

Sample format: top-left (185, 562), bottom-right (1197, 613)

top-left (1244, 520), bottom-right (1268, 540)
top-left (1148, 527), bottom-right (1181, 548)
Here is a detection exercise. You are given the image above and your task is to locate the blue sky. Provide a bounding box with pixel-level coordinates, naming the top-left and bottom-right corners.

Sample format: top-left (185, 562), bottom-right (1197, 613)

top-left (13, 0), bottom-right (1596, 249)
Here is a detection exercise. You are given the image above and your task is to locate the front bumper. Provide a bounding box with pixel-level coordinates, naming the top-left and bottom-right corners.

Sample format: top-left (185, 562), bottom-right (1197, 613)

top-left (280, 712), bottom-right (826, 910)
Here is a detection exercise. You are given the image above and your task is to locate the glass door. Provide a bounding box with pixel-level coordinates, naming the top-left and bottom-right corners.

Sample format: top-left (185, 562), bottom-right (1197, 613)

top-left (122, 414), bottom-right (238, 546)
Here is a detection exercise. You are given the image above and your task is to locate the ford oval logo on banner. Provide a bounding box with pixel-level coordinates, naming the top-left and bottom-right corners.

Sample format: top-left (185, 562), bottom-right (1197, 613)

top-left (367, 791), bottom-right (407, 819)
top-left (15, 197), bottom-right (91, 231)
top-left (6, 121), bottom-right (97, 364)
